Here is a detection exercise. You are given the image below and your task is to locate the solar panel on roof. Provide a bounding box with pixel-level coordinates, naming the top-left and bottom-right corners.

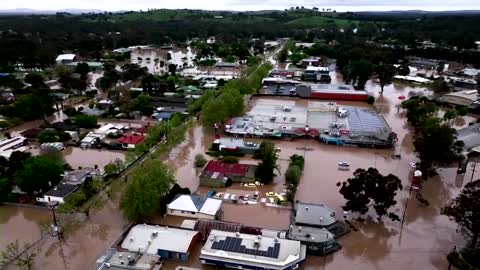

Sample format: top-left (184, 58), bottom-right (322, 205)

top-left (211, 236), bottom-right (281, 258)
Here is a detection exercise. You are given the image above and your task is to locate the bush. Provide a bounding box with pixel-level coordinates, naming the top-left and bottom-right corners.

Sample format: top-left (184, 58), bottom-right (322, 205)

top-left (289, 154), bottom-right (305, 170)
top-left (367, 96), bottom-right (375, 105)
top-left (206, 151), bottom-right (220, 157)
top-left (221, 151), bottom-right (245, 157)
top-left (38, 129), bottom-right (60, 143)
top-left (222, 156), bottom-right (239, 164)
top-left (73, 115), bottom-right (98, 128)
top-left (194, 154), bottom-right (207, 168)
top-left (447, 251), bottom-right (479, 270)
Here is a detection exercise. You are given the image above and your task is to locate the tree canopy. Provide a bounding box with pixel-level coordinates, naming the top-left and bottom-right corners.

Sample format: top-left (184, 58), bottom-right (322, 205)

top-left (15, 156), bottom-right (63, 195)
top-left (120, 160), bottom-right (175, 222)
top-left (337, 167), bottom-right (403, 221)
top-left (374, 63), bottom-right (397, 93)
top-left (443, 181), bottom-right (480, 251)
top-left (255, 142), bottom-right (278, 184)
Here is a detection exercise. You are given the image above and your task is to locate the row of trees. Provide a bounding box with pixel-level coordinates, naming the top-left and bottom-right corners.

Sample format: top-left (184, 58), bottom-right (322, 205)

top-left (190, 63), bottom-right (271, 126)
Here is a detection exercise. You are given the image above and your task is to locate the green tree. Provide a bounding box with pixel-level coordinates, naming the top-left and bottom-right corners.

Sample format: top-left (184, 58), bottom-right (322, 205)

top-left (194, 154), bottom-right (207, 168)
top-left (456, 106), bottom-right (469, 117)
top-left (104, 163), bottom-right (118, 176)
top-left (277, 47), bottom-right (288, 63)
top-left (255, 142), bottom-right (278, 184)
top-left (443, 181), bottom-right (480, 251)
top-left (337, 167), bottom-right (403, 221)
top-left (401, 98), bottom-right (438, 128)
top-left (24, 72), bottom-right (46, 88)
top-left (246, 56), bottom-right (258, 67)
top-left (0, 240), bottom-right (37, 270)
top-left (37, 129), bottom-right (60, 143)
top-left (201, 98), bottom-right (228, 126)
top-left (375, 63), bottom-right (397, 94)
top-left (285, 165), bottom-right (302, 186)
top-left (120, 160), bottom-right (175, 222)
top-left (0, 178), bottom-right (12, 202)
top-left (289, 154), bottom-right (305, 170)
top-left (120, 63), bottom-right (147, 82)
top-left (430, 78), bottom-right (450, 93)
top-left (289, 51), bottom-right (304, 65)
top-left (15, 156), bottom-right (63, 195)
top-left (443, 109), bottom-right (458, 122)
top-left (74, 62), bottom-right (90, 80)
top-left (414, 120), bottom-right (463, 172)
top-left (134, 94), bottom-right (153, 115)
top-left (73, 115), bottom-right (97, 128)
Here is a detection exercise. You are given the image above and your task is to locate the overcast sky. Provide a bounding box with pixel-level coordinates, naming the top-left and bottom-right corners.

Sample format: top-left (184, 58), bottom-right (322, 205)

top-left (1, 0), bottom-right (479, 11)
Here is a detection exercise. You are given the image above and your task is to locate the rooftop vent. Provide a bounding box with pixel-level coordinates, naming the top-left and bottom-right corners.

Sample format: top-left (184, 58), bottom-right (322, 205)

top-left (235, 232), bottom-right (240, 237)
top-left (118, 254), bottom-right (122, 258)
top-left (257, 235), bottom-right (262, 239)
top-left (129, 237), bottom-right (134, 242)
top-left (120, 261), bottom-right (124, 265)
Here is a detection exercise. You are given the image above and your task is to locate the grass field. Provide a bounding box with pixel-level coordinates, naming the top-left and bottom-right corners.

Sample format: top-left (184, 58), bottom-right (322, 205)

top-left (285, 16), bottom-right (355, 28)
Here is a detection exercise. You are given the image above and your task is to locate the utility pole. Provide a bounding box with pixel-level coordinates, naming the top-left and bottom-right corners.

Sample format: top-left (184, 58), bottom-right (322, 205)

top-left (48, 201), bottom-right (63, 241)
top-left (470, 162), bottom-right (477, 183)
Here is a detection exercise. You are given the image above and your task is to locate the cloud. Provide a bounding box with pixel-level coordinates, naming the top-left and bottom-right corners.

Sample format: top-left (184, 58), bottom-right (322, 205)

top-left (0, 0), bottom-right (478, 11)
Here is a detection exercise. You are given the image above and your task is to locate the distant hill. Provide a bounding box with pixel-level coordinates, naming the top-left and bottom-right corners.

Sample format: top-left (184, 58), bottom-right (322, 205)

top-left (0, 8), bottom-right (105, 15)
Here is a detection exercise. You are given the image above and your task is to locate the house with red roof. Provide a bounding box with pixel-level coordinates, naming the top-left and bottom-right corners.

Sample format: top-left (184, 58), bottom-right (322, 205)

top-left (117, 134), bottom-right (145, 149)
top-left (199, 160), bottom-right (257, 188)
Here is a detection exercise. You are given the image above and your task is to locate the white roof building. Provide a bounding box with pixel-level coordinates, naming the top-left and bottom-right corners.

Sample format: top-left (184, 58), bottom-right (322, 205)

top-left (441, 90), bottom-right (480, 108)
top-left (55, 54), bottom-right (76, 64)
top-left (201, 230), bottom-right (307, 270)
top-left (167, 195), bottom-right (222, 220)
top-left (0, 136), bottom-right (29, 159)
top-left (121, 224), bottom-right (199, 254)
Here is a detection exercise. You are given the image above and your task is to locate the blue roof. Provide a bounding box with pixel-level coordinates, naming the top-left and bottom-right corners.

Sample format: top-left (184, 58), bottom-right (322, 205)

top-left (152, 112), bottom-right (172, 120)
top-left (0, 73), bottom-right (11, 78)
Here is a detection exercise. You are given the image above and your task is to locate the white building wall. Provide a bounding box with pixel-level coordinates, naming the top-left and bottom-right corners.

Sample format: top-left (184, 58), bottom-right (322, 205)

top-left (168, 209), bottom-right (215, 220)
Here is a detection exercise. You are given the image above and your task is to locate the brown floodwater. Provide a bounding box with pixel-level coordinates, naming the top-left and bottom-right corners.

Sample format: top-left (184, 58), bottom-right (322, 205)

top-left (159, 76), bottom-right (470, 270)
top-left (0, 198), bottom-right (130, 270)
top-left (0, 206), bottom-right (51, 251)
top-left (0, 75), bottom-right (474, 269)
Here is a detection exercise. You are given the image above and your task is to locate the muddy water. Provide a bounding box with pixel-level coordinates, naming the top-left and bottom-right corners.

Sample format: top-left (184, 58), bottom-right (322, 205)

top-left (28, 145), bottom-right (126, 170)
top-left (1, 75), bottom-right (472, 269)
top-left (0, 206), bottom-right (51, 251)
top-left (161, 77), bottom-right (469, 269)
top-left (167, 124), bottom-right (213, 192)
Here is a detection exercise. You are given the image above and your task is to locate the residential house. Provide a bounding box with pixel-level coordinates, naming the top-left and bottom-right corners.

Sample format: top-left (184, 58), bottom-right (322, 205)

top-left (117, 134), bottom-right (145, 149)
top-left (63, 168), bottom-right (98, 185)
top-left (199, 160), bottom-right (257, 188)
top-left (55, 54), bottom-right (77, 65)
top-left (38, 183), bottom-right (79, 204)
top-left (167, 194), bottom-right (222, 220)
top-left (0, 136), bottom-right (29, 159)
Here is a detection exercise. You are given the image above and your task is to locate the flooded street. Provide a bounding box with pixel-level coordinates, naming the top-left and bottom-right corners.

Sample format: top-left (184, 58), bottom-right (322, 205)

top-left (0, 75), bottom-right (473, 269)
